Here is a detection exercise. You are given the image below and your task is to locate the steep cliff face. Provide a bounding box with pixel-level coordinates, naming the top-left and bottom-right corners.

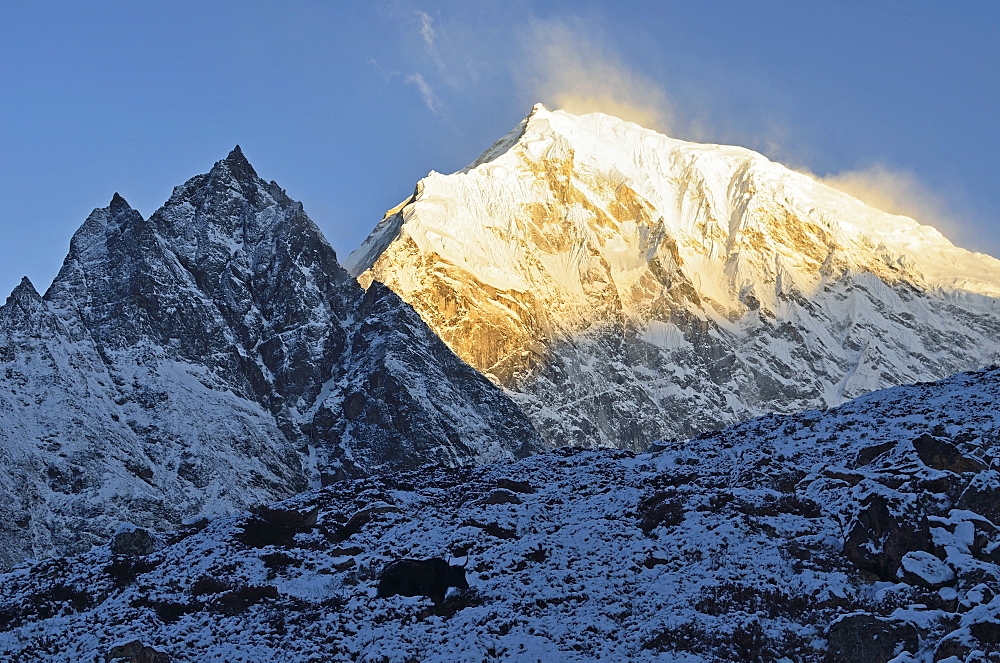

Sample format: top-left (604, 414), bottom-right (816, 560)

top-left (349, 105), bottom-right (1000, 450)
top-left (0, 148), bottom-right (541, 568)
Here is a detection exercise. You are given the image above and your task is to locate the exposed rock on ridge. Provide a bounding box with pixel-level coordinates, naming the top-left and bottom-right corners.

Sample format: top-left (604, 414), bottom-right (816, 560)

top-left (349, 105), bottom-right (1000, 450)
top-left (0, 148), bottom-right (541, 568)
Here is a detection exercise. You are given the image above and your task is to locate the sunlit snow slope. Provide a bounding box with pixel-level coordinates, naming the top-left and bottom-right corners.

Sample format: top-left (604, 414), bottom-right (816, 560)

top-left (349, 105), bottom-right (1000, 450)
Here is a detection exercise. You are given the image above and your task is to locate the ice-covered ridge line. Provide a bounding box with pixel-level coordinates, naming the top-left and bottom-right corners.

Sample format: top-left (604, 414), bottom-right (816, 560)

top-left (351, 104), bottom-right (1000, 300)
top-left (524, 107), bottom-right (1000, 297)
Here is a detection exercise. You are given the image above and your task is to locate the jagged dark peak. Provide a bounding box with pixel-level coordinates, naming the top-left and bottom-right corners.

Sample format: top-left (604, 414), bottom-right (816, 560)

top-left (108, 191), bottom-right (131, 213)
top-left (162, 146), bottom-right (290, 212)
top-left (54, 195), bottom-right (146, 273)
top-left (0, 276), bottom-right (49, 325)
top-left (6, 276), bottom-right (41, 305)
top-left (218, 144), bottom-right (259, 184)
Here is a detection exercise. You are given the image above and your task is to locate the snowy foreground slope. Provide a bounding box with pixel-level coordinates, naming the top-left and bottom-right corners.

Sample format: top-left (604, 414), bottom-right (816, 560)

top-left (2, 367), bottom-right (998, 662)
top-left (349, 105), bottom-right (1000, 451)
top-left (0, 148), bottom-right (541, 569)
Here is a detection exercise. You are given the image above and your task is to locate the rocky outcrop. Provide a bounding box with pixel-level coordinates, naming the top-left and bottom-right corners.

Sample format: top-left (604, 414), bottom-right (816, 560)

top-left (843, 493), bottom-right (933, 580)
top-left (912, 434), bottom-right (988, 474)
top-left (106, 640), bottom-right (169, 663)
top-left (110, 528), bottom-right (160, 557)
top-left (957, 470), bottom-right (1000, 524)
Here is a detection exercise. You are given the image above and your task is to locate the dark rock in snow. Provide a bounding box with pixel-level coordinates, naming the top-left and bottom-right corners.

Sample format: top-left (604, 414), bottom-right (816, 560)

top-left (844, 493), bottom-right (932, 580)
top-left (496, 478), bottom-right (536, 494)
top-left (957, 470), bottom-right (1000, 525)
top-left (110, 528), bottom-right (159, 557)
top-left (105, 639), bottom-right (169, 662)
top-left (825, 613), bottom-right (918, 663)
top-left (933, 632), bottom-right (975, 661)
top-left (480, 489), bottom-right (522, 505)
top-left (912, 433), bottom-right (987, 474)
top-left (853, 440), bottom-right (897, 468)
top-left (969, 620), bottom-right (1000, 645)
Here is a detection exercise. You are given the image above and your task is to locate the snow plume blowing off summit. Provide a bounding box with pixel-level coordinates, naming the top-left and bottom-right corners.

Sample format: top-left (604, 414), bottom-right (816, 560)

top-left (349, 105), bottom-right (1000, 452)
top-left (521, 18), bottom-right (675, 135)
top-left (519, 18), bottom-right (974, 255)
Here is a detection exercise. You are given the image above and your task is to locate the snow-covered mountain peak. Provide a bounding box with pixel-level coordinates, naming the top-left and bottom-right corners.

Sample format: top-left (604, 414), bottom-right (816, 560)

top-left (350, 105), bottom-right (1000, 450)
top-left (61, 193), bottom-right (143, 256)
top-left (463, 105), bottom-right (1000, 302)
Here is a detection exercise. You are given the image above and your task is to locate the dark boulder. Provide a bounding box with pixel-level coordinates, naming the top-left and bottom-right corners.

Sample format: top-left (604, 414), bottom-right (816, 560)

top-left (110, 528), bottom-right (159, 557)
top-left (843, 493), bottom-right (932, 580)
top-left (933, 632), bottom-right (974, 662)
top-left (957, 471), bottom-right (1000, 524)
top-left (238, 505), bottom-right (320, 548)
top-left (826, 613), bottom-right (918, 663)
top-left (105, 639), bottom-right (169, 662)
top-left (480, 489), bottom-right (522, 505)
top-left (853, 441), bottom-right (897, 468)
top-left (969, 620), bottom-right (1000, 646)
top-left (912, 434), bottom-right (987, 474)
top-left (496, 478), bottom-right (536, 494)
top-left (638, 491), bottom-right (686, 533)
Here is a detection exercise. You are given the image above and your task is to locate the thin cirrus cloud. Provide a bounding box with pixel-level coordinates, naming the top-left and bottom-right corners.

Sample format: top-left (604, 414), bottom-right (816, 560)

top-left (405, 72), bottom-right (444, 114)
top-left (403, 11), bottom-right (458, 116)
top-left (416, 10), bottom-right (454, 84)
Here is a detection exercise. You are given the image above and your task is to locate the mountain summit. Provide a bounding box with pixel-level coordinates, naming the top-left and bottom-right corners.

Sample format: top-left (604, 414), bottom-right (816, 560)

top-left (0, 150), bottom-right (541, 568)
top-left (349, 105), bottom-right (1000, 450)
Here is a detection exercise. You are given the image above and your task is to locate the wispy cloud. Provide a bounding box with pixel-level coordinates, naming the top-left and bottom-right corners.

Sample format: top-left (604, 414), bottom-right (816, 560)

top-left (417, 11), bottom-right (437, 53)
top-left (415, 10), bottom-right (458, 87)
top-left (406, 72), bottom-right (443, 114)
top-left (367, 57), bottom-right (401, 81)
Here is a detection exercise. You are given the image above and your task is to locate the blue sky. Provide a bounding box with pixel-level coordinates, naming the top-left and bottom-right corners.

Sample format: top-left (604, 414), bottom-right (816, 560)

top-left (1, 1), bottom-right (997, 298)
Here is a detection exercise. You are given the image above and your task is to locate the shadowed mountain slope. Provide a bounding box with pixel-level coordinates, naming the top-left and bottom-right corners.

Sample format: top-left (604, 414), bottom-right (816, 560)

top-left (0, 148), bottom-right (541, 568)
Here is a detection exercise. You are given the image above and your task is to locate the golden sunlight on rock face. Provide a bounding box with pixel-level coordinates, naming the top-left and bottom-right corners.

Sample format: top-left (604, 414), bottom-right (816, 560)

top-left (355, 106), bottom-right (1000, 450)
top-left (365, 149), bottom-right (706, 386)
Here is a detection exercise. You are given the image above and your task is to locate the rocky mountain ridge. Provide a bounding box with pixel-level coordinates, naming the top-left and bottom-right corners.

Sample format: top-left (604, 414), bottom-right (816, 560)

top-left (0, 148), bottom-right (541, 569)
top-left (349, 105), bottom-right (1000, 450)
